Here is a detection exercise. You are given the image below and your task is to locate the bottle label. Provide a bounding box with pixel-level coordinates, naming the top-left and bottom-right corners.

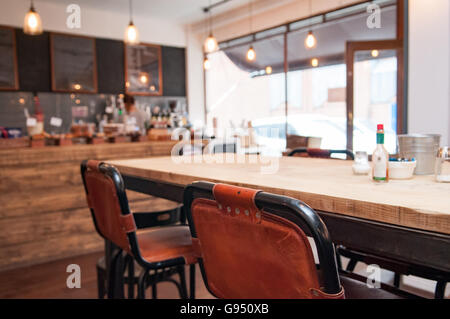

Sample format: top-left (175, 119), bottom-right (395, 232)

top-left (377, 133), bottom-right (384, 144)
top-left (373, 155), bottom-right (387, 180)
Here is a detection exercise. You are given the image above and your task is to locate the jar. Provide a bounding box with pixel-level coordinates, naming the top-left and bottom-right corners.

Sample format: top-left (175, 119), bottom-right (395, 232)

top-left (435, 147), bottom-right (450, 182)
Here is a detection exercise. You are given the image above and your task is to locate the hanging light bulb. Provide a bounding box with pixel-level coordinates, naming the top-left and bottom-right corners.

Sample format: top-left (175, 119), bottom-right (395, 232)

top-left (203, 57), bottom-right (211, 70)
top-left (23, 0), bottom-right (43, 35)
top-left (246, 46), bottom-right (256, 62)
top-left (371, 49), bottom-right (379, 57)
top-left (204, 34), bottom-right (218, 53)
top-left (265, 66), bottom-right (272, 74)
top-left (124, 0), bottom-right (139, 45)
top-left (311, 58), bottom-right (319, 67)
top-left (305, 31), bottom-right (316, 49)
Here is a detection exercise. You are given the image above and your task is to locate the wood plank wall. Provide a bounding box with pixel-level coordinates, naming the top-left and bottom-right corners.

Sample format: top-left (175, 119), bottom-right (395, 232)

top-left (0, 141), bottom-right (180, 271)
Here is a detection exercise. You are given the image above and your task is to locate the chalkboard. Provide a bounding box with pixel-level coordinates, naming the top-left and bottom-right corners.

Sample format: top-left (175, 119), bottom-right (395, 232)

top-left (162, 46), bottom-right (186, 97)
top-left (0, 27), bottom-right (18, 90)
top-left (16, 30), bottom-right (51, 92)
top-left (97, 38), bottom-right (125, 94)
top-left (50, 33), bottom-right (97, 93)
top-left (125, 43), bottom-right (162, 96)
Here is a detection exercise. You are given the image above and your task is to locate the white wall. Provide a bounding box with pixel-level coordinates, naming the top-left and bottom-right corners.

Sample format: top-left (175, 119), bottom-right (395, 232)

top-left (408, 0), bottom-right (450, 145)
top-left (0, 0), bottom-right (186, 47)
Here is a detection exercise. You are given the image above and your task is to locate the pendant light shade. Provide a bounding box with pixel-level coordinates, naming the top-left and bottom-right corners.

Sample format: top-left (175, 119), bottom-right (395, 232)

top-left (304, 31), bottom-right (316, 49)
top-left (23, 1), bottom-right (43, 35)
top-left (203, 57), bottom-right (211, 70)
top-left (204, 34), bottom-right (218, 53)
top-left (125, 0), bottom-right (139, 45)
top-left (125, 21), bottom-right (139, 45)
top-left (246, 46), bottom-right (256, 62)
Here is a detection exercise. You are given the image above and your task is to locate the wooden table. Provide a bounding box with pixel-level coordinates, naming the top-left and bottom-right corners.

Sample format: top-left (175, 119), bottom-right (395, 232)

top-left (108, 155), bottom-right (450, 273)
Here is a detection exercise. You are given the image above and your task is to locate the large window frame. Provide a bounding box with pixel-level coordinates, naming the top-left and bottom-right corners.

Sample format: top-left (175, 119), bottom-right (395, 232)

top-left (204, 0), bottom-right (407, 152)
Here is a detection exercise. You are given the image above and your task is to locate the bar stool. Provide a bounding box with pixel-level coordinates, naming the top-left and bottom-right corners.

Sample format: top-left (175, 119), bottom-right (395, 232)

top-left (183, 181), bottom-right (413, 298)
top-left (81, 160), bottom-right (197, 299)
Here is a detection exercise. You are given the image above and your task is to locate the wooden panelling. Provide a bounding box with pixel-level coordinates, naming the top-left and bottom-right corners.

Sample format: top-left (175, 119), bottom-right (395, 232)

top-left (0, 141), bottom-right (180, 271)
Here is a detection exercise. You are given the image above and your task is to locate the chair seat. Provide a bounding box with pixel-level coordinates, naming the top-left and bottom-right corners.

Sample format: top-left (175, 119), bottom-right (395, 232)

top-left (340, 275), bottom-right (405, 299)
top-left (137, 226), bottom-right (196, 264)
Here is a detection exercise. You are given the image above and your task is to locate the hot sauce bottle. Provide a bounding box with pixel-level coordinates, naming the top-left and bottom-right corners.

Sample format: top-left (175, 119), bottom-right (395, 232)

top-left (372, 124), bottom-right (389, 183)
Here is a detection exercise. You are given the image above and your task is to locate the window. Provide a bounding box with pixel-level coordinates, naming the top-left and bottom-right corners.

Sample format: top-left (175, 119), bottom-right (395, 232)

top-left (205, 0), bottom-right (402, 154)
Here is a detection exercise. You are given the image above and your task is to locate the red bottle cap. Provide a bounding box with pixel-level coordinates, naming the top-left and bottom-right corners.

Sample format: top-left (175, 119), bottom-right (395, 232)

top-left (377, 124), bottom-right (384, 130)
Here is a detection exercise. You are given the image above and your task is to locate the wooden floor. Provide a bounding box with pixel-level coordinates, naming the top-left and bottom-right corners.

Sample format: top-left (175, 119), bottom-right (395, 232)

top-left (0, 251), bottom-right (213, 299)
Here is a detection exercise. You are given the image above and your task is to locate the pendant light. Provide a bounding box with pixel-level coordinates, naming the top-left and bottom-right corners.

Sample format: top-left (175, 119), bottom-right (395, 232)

top-left (203, 1), bottom-right (218, 53)
top-left (203, 56), bottom-right (211, 70)
top-left (311, 58), bottom-right (318, 67)
top-left (304, 0), bottom-right (317, 49)
top-left (246, 0), bottom-right (255, 62)
top-left (125, 0), bottom-right (139, 45)
top-left (23, 0), bottom-right (43, 35)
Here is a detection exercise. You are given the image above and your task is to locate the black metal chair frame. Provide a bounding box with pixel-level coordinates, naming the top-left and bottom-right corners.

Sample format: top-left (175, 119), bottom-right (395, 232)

top-left (183, 181), bottom-right (342, 296)
top-left (288, 147), bottom-right (355, 160)
top-left (81, 161), bottom-right (196, 299)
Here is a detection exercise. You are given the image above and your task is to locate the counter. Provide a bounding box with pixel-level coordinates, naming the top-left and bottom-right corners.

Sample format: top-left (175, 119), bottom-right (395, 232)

top-left (0, 141), bottom-right (181, 271)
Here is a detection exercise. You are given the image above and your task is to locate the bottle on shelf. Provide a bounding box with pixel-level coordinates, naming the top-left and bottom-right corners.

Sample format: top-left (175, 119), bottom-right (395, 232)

top-left (372, 124), bottom-right (389, 183)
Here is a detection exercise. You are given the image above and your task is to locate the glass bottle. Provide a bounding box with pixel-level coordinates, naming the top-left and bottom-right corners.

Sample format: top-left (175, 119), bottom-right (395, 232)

top-left (372, 124), bottom-right (389, 183)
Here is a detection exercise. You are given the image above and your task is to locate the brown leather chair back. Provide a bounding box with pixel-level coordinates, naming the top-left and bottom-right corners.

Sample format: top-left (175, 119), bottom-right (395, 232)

top-left (185, 182), bottom-right (343, 299)
top-left (81, 160), bottom-right (136, 254)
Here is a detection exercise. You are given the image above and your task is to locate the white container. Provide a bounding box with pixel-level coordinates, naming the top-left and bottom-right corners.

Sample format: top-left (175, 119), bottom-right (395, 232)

top-left (388, 160), bottom-right (417, 179)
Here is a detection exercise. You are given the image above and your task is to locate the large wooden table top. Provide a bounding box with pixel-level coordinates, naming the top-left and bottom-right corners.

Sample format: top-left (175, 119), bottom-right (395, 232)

top-left (108, 155), bottom-right (450, 235)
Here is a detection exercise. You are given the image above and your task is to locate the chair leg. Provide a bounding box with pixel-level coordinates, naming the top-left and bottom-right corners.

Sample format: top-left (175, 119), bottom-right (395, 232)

top-left (393, 273), bottom-right (401, 288)
top-left (126, 255), bottom-right (135, 299)
top-left (435, 281), bottom-right (447, 299)
top-left (335, 250), bottom-right (343, 271)
top-left (346, 258), bottom-right (358, 272)
top-left (96, 264), bottom-right (106, 299)
top-left (152, 270), bottom-right (158, 299)
top-left (189, 264), bottom-right (196, 299)
top-left (137, 270), bottom-right (149, 299)
top-left (178, 265), bottom-right (188, 299)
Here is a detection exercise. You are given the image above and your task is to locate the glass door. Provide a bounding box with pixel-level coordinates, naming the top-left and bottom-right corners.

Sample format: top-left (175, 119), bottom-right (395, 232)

top-left (346, 40), bottom-right (404, 154)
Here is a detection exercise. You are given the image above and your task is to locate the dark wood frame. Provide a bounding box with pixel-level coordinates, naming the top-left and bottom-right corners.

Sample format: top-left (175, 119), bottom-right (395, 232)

top-left (345, 39), bottom-right (404, 151)
top-left (124, 43), bottom-right (163, 96)
top-left (49, 32), bottom-right (98, 94)
top-left (0, 26), bottom-right (19, 91)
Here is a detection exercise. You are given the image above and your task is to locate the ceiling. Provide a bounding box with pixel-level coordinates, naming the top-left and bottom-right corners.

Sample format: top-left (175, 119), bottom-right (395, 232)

top-left (38, 0), bottom-right (252, 24)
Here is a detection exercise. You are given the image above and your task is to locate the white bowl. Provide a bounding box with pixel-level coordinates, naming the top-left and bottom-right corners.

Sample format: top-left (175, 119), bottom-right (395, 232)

top-left (388, 161), bottom-right (417, 179)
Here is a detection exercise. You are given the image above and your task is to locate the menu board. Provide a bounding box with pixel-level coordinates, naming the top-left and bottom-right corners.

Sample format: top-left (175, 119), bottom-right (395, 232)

top-left (0, 27), bottom-right (18, 90)
top-left (50, 33), bottom-right (97, 93)
top-left (125, 43), bottom-right (162, 95)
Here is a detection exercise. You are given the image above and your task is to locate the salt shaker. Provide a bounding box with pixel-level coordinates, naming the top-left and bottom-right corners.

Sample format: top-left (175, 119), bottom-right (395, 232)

top-left (435, 147), bottom-right (450, 183)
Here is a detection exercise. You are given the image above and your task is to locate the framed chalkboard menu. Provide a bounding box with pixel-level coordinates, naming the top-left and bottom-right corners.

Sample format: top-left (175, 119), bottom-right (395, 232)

top-left (0, 26), bottom-right (19, 90)
top-left (50, 33), bottom-right (97, 93)
top-left (125, 43), bottom-right (162, 96)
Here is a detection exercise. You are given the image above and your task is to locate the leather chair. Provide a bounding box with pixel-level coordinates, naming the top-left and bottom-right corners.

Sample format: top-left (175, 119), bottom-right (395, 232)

top-left (81, 160), bottom-right (197, 299)
top-left (183, 181), bottom-right (412, 299)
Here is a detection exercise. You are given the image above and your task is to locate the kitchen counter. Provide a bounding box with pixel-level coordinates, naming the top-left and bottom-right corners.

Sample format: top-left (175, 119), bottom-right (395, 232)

top-left (0, 140), bottom-right (182, 271)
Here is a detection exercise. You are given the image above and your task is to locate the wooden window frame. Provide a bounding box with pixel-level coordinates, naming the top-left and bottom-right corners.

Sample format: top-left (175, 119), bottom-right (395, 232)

top-left (50, 32), bottom-right (98, 94)
top-left (124, 42), bottom-right (163, 96)
top-left (0, 26), bottom-right (19, 91)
